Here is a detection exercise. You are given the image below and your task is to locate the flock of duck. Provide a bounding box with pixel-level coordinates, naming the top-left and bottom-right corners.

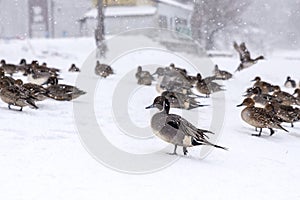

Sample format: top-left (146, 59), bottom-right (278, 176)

top-left (136, 42), bottom-right (300, 155)
top-left (1, 41), bottom-right (299, 156)
top-left (237, 76), bottom-right (300, 137)
top-left (0, 59), bottom-right (86, 111)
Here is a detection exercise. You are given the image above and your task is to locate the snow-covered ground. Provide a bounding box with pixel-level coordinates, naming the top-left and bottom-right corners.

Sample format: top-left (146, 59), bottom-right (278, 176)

top-left (0, 36), bottom-right (300, 200)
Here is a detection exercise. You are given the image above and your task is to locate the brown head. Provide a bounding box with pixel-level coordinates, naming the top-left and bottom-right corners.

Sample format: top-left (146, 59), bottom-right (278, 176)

top-left (237, 98), bottom-right (255, 107)
top-left (0, 59), bottom-right (6, 65)
top-left (265, 103), bottom-right (275, 112)
top-left (14, 79), bottom-right (23, 86)
top-left (169, 63), bottom-right (175, 68)
top-left (251, 76), bottom-right (261, 82)
top-left (293, 88), bottom-right (300, 96)
top-left (273, 85), bottom-right (281, 92)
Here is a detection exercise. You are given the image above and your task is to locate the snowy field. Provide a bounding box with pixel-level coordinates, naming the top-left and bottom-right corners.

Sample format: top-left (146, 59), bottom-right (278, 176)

top-left (0, 36), bottom-right (300, 200)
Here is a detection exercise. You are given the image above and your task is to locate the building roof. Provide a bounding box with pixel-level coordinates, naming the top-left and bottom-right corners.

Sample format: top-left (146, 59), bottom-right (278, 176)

top-left (155, 0), bottom-right (193, 11)
top-left (82, 5), bottom-right (157, 19)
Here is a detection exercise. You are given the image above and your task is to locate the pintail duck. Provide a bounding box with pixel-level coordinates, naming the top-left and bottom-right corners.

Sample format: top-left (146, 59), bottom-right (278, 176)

top-left (135, 66), bottom-right (153, 86)
top-left (161, 91), bottom-right (207, 110)
top-left (95, 61), bottom-right (114, 78)
top-left (213, 65), bottom-right (232, 80)
top-left (169, 63), bottom-right (187, 76)
top-left (284, 76), bottom-right (296, 88)
top-left (272, 86), bottom-right (299, 106)
top-left (237, 98), bottom-right (288, 136)
top-left (265, 102), bottom-right (300, 127)
top-left (195, 73), bottom-right (225, 97)
top-left (68, 64), bottom-right (80, 72)
top-left (146, 96), bottom-right (227, 155)
top-left (46, 84), bottom-right (86, 101)
top-left (18, 58), bottom-right (32, 76)
top-left (244, 86), bottom-right (282, 107)
top-left (155, 67), bottom-right (193, 94)
top-left (0, 70), bottom-right (15, 88)
top-left (22, 82), bottom-right (49, 101)
top-left (233, 42), bottom-right (264, 72)
top-left (251, 76), bottom-right (274, 93)
top-left (0, 59), bottom-right (18, 76)
top-left (0, 80), bottom-right (38, 111)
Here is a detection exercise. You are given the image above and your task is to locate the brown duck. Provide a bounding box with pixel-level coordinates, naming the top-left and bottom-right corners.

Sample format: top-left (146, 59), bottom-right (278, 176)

top-left (237, 98), bottom-right (288, 136)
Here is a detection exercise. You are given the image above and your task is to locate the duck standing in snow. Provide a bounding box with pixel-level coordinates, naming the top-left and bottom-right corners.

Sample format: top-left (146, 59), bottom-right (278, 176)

top-left (284, 76), bottom-right (296, 88)
top-left (0, 79), bottom-right (38, 111)
top-left (251, 76), bottom-right (275, 93)
top-left (233, 42), bottom-right (264, 72)
top-left (146, 96), bottom-right (227, 155)
top-left (237, 98), bottom-right (288, 136)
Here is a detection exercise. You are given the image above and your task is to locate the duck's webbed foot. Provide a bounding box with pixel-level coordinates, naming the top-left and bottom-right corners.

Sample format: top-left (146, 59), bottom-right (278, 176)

top-left (252, 128), bottom-right (262, 137)
top-left (168, 144), bottom-right (178, 155)
top-left (183, 147), bottom-right (188, 155)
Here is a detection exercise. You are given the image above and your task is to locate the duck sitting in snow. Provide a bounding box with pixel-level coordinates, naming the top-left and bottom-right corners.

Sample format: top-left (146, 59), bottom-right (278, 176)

top-left (135, 66), bottom-right (153, 86)
top-left (233, 42), bottom-right (264, 72)
top-left (195, 73), bottom-right (225, 97)
top-left (46, 84), bottom-right (86, 101)
top-left (0, 59), bottom-right (19, 77)
top-left (68, 64), bottom-right (80, 72)
top-left (213, 65), bottom-right (233, 80)
top-left (284, 76), bottom-right (296, 88)
top-left (146, 96), bottom-right (227, 155)
top-left (95, 61), bottom-right (114, 78)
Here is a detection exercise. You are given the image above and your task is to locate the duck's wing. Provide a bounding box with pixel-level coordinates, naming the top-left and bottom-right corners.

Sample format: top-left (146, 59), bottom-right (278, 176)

top-left (240, 42), bottom-right (251, 62)
top-left (166, 114), bottom-right (211, 140)
top-left (233, 42), bottom-right (244, 61)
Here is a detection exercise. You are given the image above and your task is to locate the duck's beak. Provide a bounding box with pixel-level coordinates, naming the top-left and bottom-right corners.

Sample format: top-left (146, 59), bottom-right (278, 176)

top-left (145, 104), bottom-right (154, 109)
top-left (236, 103), bottom-right (244, 107)
top-left (250, 79), bottom-right (255, 82)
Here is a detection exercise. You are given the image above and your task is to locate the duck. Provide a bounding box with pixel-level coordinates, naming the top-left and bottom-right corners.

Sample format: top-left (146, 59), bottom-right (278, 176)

top-left (195, 73), bottom-right (225, 97)
top-left (0, 59), bottom-right (18, 76)
top-left (293, 88), bottom-right (300, 99)
top-left (244, 86), bottom-right (282, 107)
top-left (233, 42), bottom-right (264, 72)
top-left (272, 86), bottom-right (299, 106)
top-left (161, 91), bottom-right (207, 110)
top-left (213, 65), bottom-right (232, 80)
top-left (135, 66), bottom-right (153, 86)
top-left (46, 84), bottom-right (86, 101)
top-left (146, 96), bottom-right (227, 155)
top-left (0, 80), bottom-right (38, 111)
top-left (236, 98), bottom-right (288, 137)
top-left (95, 61), bottom-right (114, 78)
top-left (251, 76), bottom-right (275, 93)
top-left (18, 58), bottom-right (32, 76)
top-left (156, 67), bottom-right (193, 94)
top-left (169, 63), bottom-right (187, 76)
top-left (68, 64), bottom-right (80, 72)
top-left (21, 82), bottom-right (49, 101)
top-left (0, 69), bottom-right (15, 88)
top-left (284, 76), bottom-right (296, 88)
top-left (265, 102), bottom-right (300, 127)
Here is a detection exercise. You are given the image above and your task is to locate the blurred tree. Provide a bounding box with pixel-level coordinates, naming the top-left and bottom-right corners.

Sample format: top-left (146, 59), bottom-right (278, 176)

top-left (191, 0), bottom-right (250, 50)
top-left (95, 0), bottom-right (107, 58)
